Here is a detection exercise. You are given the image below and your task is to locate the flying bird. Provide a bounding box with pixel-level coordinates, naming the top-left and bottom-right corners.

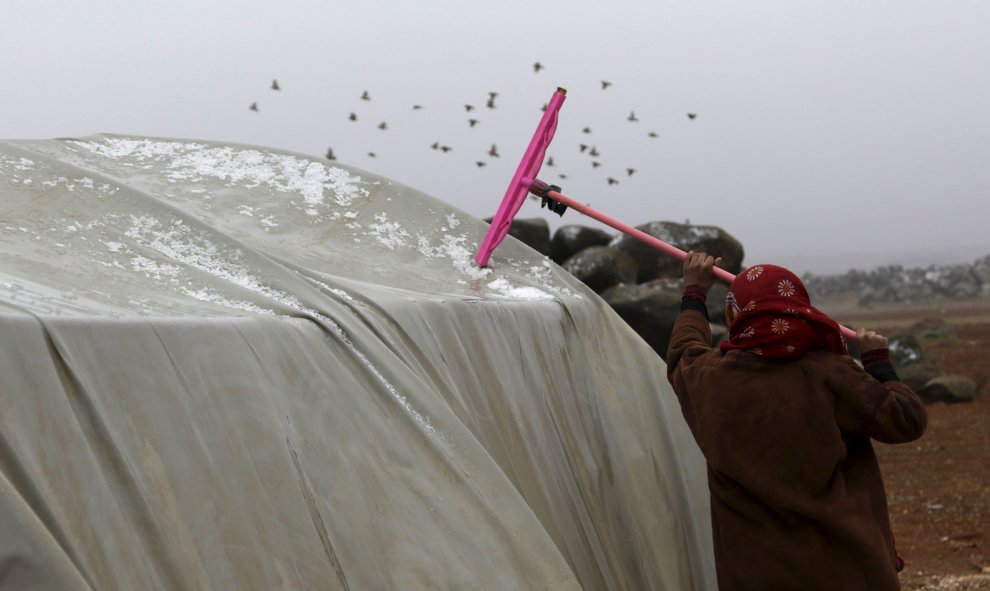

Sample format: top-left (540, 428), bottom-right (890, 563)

top-left (591, 161), bottom-right (601, 168)
top-left (488, 144), bottom-right (499, 158)
top-left (440, 145), bottom-right (452, 153)
top-left (249, 102), bottom-right (258, 112)
top-left (546, 156), bottom-right (555, 167)
top-left (361, 90), bottom-right (370, 100)
top-left (349, 112), bottom-right (357, 121)
top-left (647, 131), bottom-right (658, 138)
top-left (533, 62), bottom-right (544, 72)
top-left (687, 113), bottom-right (697, 120)
top-left (541, 103), bottom-right (547, 112)
top-left (431, 142), bottom-right (440, 150)
top-left (607, 177), bottom-right (619, 185)
top-left (627, 111), bottom-right (638, 122)
top-left (487, 92), bottom-right (498, 109)
top-left (325, 148), bottom-right (336, 161)
top-left (476, 161), bottom-right (487, 168)
top-left (271, 79), bottom-right (280, 91)
top-left (601, 81), bottom-right (612, 90)
top-left (412, 104), bottom-right (423, 110)
top-left (626, 168), bottom-right (636, 176)
top-left (468, 118), bottom-right (479, 127)
top-left (579, 144), bottom-right (588, 153)
top-left (465, 104), bottom-right (475, 112)
top-left (582, 127), bottom-right (591, 134)
top-left (559, 173), bottom-right (568, 179)
top-left (368, 152), bottom-right (376, 158)
top-left (589, 146), bottom-right (600, 157)
top-left (378, 122), bottom-right (388, 130)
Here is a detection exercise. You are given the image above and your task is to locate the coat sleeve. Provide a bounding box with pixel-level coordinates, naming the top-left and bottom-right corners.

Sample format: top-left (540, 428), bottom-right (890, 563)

top-left (666, 308), bottom-right (713, 386)
top-left (665, 308), bottom-right (713, 437)
top-left (825, 356), bottom-right (928, 444)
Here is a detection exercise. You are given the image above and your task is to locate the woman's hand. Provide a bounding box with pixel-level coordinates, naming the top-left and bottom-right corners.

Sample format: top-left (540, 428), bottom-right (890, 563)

top-left (857, 327), bottom-right (889, 353)
top-left (682, 251), bottom-right (723, 291)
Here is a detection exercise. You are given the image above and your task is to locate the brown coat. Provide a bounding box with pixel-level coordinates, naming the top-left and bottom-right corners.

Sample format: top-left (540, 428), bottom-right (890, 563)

top-left (667, 308), bottom-right (927, 591)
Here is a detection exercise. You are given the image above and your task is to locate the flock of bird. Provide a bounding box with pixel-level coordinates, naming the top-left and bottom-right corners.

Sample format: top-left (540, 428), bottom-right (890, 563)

top-left (247, 62), bottom-right (698, 188)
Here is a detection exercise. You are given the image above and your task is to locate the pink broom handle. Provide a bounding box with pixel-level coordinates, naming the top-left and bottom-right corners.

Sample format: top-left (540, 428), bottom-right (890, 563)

top-left (531, 182), bottom-right (858, 340)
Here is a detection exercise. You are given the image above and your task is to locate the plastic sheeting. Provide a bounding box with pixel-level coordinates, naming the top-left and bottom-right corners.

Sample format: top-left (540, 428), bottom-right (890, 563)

top-left (0, 135), bottom-right (715, 590)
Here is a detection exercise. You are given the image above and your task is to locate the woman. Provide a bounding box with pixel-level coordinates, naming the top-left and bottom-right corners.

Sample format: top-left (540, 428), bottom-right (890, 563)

top-left (667, 252), bottom-right (927, 591)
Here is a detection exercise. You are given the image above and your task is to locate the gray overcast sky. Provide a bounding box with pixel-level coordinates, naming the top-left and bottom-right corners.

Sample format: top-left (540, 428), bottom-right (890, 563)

top-left (3, 1), bottom-right (989, 273)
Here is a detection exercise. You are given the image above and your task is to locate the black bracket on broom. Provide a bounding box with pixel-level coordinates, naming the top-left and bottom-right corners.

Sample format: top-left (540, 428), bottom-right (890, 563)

top-left (530, 178), bottom-right (568, 217)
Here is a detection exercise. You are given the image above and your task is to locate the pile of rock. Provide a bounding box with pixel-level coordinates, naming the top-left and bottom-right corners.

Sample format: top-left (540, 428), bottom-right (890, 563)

top-left (500, 218), bottom-right (744, 359)
top-left (498, 219), bottom-right (981, 405)
top-left (802, 256), bottom-right (990, 306)
top-left (886, 318), bottom-right (977, 404)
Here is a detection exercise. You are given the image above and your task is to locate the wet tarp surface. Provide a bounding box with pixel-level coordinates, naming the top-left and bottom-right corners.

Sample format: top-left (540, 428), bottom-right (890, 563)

top-left (0, 135), bottom-right (715, 590)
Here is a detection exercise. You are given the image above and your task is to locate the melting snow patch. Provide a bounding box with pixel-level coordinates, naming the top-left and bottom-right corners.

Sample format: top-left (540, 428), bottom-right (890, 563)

top-left (417, 233), bottom-right (491, 280)
top-left (689, 226), bottom-right (719, 239)
top-left (443, 213), bottom-right (461, 230)
top-left (327, 287), bottom-right (354, 301)
top-left (181, 288), bottom-right (276, 316)
top-left (73, 138), bottom-right (203, 160)
top-left (130, 255), bottom-right (180, 280)
top-left (331, 211), bottom-right (359, 221)
top-left (369, 213), bottom-right (409, 250)
top-left (889, 340), bottom-right (921, 363)
top-left (487, 278), bottom-right (554, 301)
top-left (527, 259), bottom-right (554, 284)
top-left (73, 138), bottom-right (370, 213)
top-left (0, 155), bottom-right (36, 173)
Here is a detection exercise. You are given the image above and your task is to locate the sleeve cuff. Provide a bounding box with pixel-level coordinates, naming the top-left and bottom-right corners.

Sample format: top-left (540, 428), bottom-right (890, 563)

top-left (861, 349), bottom-right (900, 383)
top-left (682, 284), bottom-right (709, 303)
top-left (680, 284), bottom-right (709, 319)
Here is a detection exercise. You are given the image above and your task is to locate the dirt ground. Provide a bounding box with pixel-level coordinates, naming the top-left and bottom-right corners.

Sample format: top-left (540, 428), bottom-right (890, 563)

top-left (821, 296), bottom-right (990, 590)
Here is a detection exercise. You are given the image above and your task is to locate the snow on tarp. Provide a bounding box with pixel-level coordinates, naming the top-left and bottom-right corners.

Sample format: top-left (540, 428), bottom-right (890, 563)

top-left (0, 134), bottom-right (715, 590)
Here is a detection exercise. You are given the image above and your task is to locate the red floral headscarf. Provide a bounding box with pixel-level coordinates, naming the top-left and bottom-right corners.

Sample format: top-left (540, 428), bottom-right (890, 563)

top-left (720, 264), bottom-right (848, 359)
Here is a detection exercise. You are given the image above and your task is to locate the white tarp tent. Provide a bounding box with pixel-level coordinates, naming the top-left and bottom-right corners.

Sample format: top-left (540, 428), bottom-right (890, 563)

top-left (0, 134), bottom-right (715, 590)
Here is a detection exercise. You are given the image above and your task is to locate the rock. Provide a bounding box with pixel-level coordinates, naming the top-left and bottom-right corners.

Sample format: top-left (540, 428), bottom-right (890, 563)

top-left (919, 375), bottom-right (976, 404)
top-left (550, 225), bottom-right (612, 264)
top-left (610, 221), bottom-right (745, 283)
top-left (640, 277), bottom-right (681, 292)
top-left (510, 217), bottom-right (552, 256)
top-left (562, 246), bottom-right (638, 294)
top-left (888, 333), bottom-right (929, 368)
top-left (600, 283), bottom-right (682, 359)
top-left (485, 217), bottom-right (551, 256)
top-left (638, 277), bottom-right (729, 326)
top-left (705, 283), bottom-right (730, 326)
top-left (896, 362), bottom-right (942, 394)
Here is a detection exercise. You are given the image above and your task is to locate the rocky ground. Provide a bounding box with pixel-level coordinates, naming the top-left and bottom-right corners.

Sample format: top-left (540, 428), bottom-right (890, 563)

top-left (822, 296), bottom-right (990, 590)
